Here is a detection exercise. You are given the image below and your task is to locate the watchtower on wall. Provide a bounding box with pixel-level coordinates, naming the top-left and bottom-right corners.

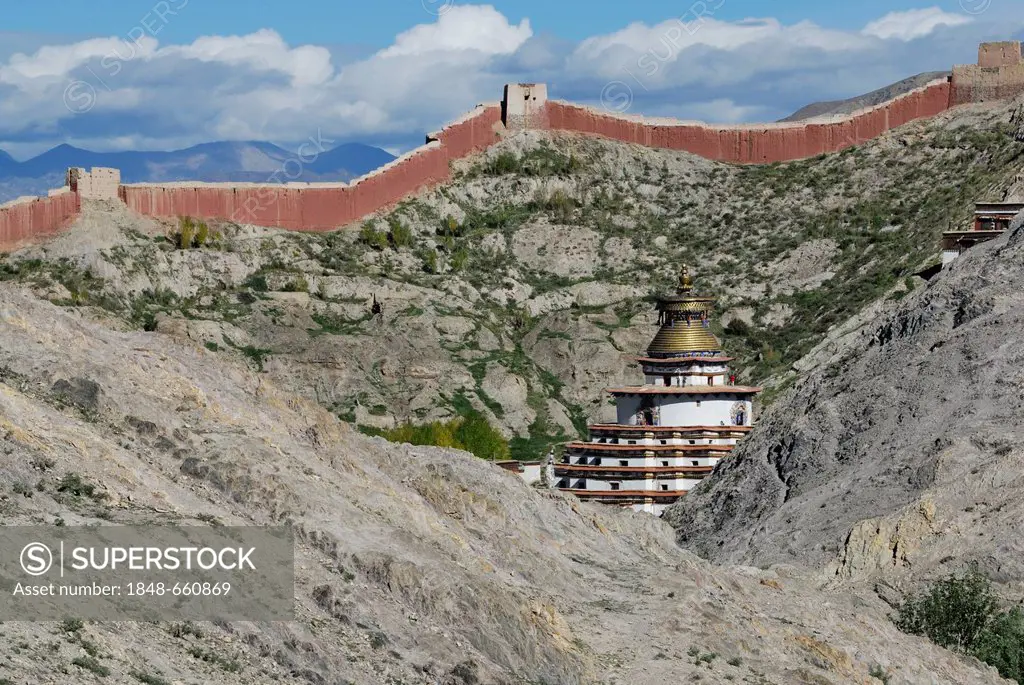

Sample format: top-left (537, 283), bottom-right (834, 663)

top-left (66, 167), bottom-right (121, 200)
top-left (502, 83), bottom-right (548, 130)
top-left (978, 41), bottom-right (1023, 68)
top-left (952, 41), bottom-right (1024, 104)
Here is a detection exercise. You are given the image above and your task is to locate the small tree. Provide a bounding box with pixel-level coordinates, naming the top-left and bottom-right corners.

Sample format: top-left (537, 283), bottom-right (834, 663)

top-left (972, 607), bottom-right (1024, 683)
top-left (896, 569), bottom-right (1024, 683)
top-left (454, 411), bottom-right (510, 461)
top-left (895, 569), bottom-right (998, 653)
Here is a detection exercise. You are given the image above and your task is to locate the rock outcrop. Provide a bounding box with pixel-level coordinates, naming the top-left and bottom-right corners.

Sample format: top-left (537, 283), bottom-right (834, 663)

top-left (666, 219), bottom-right (1024, 591)
top-left (0, 282), bottom-right (1007, 683)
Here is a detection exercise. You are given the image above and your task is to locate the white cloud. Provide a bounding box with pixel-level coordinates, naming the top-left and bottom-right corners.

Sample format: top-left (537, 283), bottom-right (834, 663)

top-left (0, 3), bottom-right (1018, 157)
top-left (676, 99), bottom-right (770, 124)
top-left (378, 5), bottom-right (531, 57)
top-left (165, 29), bottom-right (334, 87)
top-left (862, 7), bottom-right (972, 41)
top-left (0, 36), bottom-right (158, 87)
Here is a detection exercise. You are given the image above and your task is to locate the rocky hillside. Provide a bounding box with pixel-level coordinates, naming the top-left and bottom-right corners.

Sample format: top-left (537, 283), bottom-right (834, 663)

top-left (3, 97), bottom-right (1023, 465)
top-left (0, 282), bottom-right (1006, 684)
top-left (779, 71), bottom-right (950, 122)
top-left (665, 210), bottom-right (1024, 597)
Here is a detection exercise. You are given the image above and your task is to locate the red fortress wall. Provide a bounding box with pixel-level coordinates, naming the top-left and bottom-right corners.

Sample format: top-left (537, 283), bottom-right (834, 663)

top-left (119, 104), bottom-right (504, 231)
top-left (2, 41), bottom-right (1024, 250)
top-left (544, 79), bottom-right (953, 164)
top-left (0, 191), bottom-right (79, 252)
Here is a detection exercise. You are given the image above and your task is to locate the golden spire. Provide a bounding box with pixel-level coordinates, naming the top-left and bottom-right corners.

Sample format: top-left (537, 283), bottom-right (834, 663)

top-left (677, 265), bottom-right (694, 294)
top-left (646, 264), bottom-right (720, 356)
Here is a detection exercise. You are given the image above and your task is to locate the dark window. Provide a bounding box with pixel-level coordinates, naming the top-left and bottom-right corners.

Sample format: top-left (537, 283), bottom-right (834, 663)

top-left (663, 375), bottom-right (672, 386)
top-left (619, 460), bottom-right (628, 467)
top-left (661, 460), bottom-right (669, 467)
top-left (610, 482), bottom-right (620, 491)
top-left (660, 484), bottom-right (669, 491)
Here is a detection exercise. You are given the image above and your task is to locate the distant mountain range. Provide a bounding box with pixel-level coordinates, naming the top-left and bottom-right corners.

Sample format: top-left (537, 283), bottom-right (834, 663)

top-left (0, 141), bottom-right (396, 203)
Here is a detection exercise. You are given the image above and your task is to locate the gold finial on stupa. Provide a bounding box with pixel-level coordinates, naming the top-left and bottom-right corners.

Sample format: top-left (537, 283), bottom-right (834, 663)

top-left (677, 265), bottom-right (693, 294)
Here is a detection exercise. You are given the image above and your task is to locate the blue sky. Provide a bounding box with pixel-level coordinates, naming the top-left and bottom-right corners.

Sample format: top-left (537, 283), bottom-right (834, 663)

top-left (1, 0), bottom-right (1004, 45)
top-left (2, 1), bottom-right (1023, 158)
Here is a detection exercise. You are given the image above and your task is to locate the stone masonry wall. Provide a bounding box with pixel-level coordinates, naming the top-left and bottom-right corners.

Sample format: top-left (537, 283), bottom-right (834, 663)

top-left (119, 104), bottom-right (503, 231)
top-left (544, 79), bottom-right (953, 164)
top-left (68, 167), bottom-right (121, 200)
top-left (979, 41), bottom-right (1023, 68)
top-left (953, 41), bottom-right (1024, 104)
top-left (0, 191), bottom-right (80, 252)
top-left (4, 41), bottom-right (1024, 249)
top-left (504, 83), bottom-right (549, 131)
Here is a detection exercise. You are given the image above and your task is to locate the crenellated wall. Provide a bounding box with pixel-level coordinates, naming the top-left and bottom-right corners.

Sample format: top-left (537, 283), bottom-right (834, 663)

top-left (545, 79), bottom-right (953, 164)
top-left (3, 41), bottom-right (1024, 249)
top-left (119, 103), bottom-right (504, 231)
top-left (952, 41), bottom-right (1024, 104)
top-left (0, 191), bottom-right (79, 252)
top-left (68, 167), bottom-right (121, 200)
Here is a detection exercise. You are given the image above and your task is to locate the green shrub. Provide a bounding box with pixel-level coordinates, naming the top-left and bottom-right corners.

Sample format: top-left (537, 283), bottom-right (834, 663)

top-left (541, 189), bottom-right (575, 223)
top-left (177, 217), bottom-right (195, 249)
top-left (376, 410), bottom-right (509, 461)
top-left (61, 618), bottom-right (84, 633)
top-left (724, 318), bottom-right (751, 335)
top-left (487, 152), bottom-right (521, 175)
top-left (243, 274), bottom-right (269, 292)
top-left (388, 218), bottom-right (414, 248)
top-left (453, 411), bottom-right (510, 461)
top-left (972, 608), bottom-right (1024, 682)
top-left (421, 249), bottom-right (439, 274)
top-left (194, 220), bottom-right (209, 246)
top-left (282, 276), bottom-right (309, 293)
top-left (439, 215), bottom-right (464, 239)
top-left (130, 671), bottom-right (171, 685)
top-left (173, 217), bottom-right (220, 249)
top-left (359, 222), bottom-right (388, 250)
top-left (896, 569), bottom-right (1024, 682)
top-left (868, 665), bottom-right (890, 684)
top-left (895, 569), bottom-right (997, 652)
top-left (450, 247), bottom-right (469, 272)
top-left (187, 646), bottom-right (241, 673)
top-left (72, 655), bottom-right (110, 677)
top-left (56, 473), bottom-right (104, 501)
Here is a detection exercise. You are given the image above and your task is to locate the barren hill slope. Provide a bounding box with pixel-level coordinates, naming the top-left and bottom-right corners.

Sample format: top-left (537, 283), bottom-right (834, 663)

top-left (665, 214), bottom-right (1024, 593)
top-left (0, 282), bottom-right (1004, 684)
top-left (5, 97), bottom-right (1024, 464)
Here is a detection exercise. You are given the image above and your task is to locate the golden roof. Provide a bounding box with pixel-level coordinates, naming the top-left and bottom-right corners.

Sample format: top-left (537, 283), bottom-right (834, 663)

top-left (646, 265), bottom-right (722, 356)
top-left (647, 324), bottom-right (721, 354)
